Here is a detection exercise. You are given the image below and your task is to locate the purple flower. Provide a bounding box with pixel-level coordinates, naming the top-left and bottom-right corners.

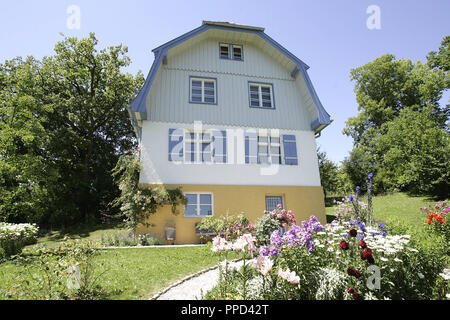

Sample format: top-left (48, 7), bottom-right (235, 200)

top-left (269, 246), bottom-right (279, 257)
top-left (356, 186), bottom-right (360, 192)
top-left (270, 230), bottom-right (283, 247)
top-left (368, 173), bottom-right (373, 179)
top-left (357, 220), bottom-right (367, 233)
top-left (349, 195), bottom-right (354, 202)
top-left (259, 245), bottom-right (269, 256)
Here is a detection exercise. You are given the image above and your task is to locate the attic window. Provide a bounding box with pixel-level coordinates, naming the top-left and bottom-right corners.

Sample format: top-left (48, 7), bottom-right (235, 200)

top-left (219, 43), bottom-right (243, 61)
top-left (220, 44), bottom-right (229, 59)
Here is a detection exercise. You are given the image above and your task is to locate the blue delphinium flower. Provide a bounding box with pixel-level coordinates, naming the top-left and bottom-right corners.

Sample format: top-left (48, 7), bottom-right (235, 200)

top-left (357, 220), bottom-right (367, 233)
top-left (368, 173), bottom-right (374, 180)
top-left (378, 222), bottom-right (385, 230)
top-left (349, 220), bottom-right (355, 226)
top-left (381, 230), bottom-right (387, 237)
top-left (349, 195), bottom-right (354, 202)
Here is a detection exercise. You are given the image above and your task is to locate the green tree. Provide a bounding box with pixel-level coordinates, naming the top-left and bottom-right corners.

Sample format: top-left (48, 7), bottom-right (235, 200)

top-left (317, 149), bottom-right (339, 198)
top-left (0, 57), bottom-right (59, 223)
top-left (374, 106), bottom-right (449, 197)
top-left (111, 151), bottom-right (186, 232)
top-left (0, 33), bottom-right (144, 227)
top-left (343, 37), bottom-right (449, 196)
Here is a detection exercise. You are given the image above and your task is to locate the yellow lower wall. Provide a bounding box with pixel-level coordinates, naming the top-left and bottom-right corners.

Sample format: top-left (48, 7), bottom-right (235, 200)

top-left (136, 184), bottom-right (326, 244)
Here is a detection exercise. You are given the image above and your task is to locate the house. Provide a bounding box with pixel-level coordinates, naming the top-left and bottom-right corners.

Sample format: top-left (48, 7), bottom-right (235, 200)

top-left (127, 21), bottom-right (332, 244)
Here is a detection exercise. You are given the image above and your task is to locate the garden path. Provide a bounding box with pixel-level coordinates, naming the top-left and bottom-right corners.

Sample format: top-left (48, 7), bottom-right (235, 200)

top-left (152, 260), bottom-right (246, 300)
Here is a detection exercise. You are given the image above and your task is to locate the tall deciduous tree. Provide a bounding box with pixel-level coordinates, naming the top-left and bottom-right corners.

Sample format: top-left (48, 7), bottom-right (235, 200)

top-left (342, 36), bottom-right (449, 197)
top-left (0, 33), bottom-right (144, 226)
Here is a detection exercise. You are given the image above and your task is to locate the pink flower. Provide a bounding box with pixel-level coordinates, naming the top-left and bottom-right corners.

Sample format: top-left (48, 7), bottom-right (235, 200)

top-left (233, 234), bottom-right (256, 252)
top-left (211, 236), bottom-right (232, 252)
top-left (277, 214), bottom-right (283, 219)
top-left (278, 268), bottom-right (300, 284)
top-left (252, 255), bottom-right (274, 276)
top-left (277, 204), bottom-right (283, 209)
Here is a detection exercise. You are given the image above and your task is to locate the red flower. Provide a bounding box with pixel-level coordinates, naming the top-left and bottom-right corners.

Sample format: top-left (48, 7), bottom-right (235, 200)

top-left (340, 240), bottom-right (349, 250)
top-left (346, 287), bottom-right (355, 294)
top-left (347, 267), bottom-right (362, 278)
top-left (359, 240), bottom-right (367, 248)
top-left (352, 292), bottom-right (362, 300)
top-left (349, 228), bottom-right (357, 237)
top-left (360, 247), bottom-right (373, 260)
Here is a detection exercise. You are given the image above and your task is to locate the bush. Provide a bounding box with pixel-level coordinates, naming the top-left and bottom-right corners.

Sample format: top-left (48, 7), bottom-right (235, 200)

top-left (138, 234), bottom-right (160, 246)
top-left (8, 240), bottom-right (108, 299)
top-left (254, 205), bottom-right (296, 246)
top-left (100, 230), bottom-right (137, 247)
top-left (0, 223), bottom-right (39, 258)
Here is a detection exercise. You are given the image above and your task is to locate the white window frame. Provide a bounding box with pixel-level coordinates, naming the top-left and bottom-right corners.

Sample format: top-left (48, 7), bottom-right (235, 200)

top-left (249, 82), bottom-right (274, 109)
top-left (257, 133), bottom-right (283, 165)
top-left (184, 130), bottom-right (213, 164)
top-left (184, 192), bottom-right (214, 217)
top-left (189, 77), bottom-right (217, 104)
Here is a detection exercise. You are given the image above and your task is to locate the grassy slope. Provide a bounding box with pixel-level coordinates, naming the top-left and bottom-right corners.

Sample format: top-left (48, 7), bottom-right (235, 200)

top-left (325, 192), bottom-right (444, 228)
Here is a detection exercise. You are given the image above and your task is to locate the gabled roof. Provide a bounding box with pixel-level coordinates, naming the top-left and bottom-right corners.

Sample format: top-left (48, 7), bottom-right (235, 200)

top-left (129, 21), bottom-right (331, 133)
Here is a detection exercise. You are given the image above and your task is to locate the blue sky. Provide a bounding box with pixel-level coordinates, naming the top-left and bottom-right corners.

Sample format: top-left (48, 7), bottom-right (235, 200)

top-left (1, 0), bottom-right (449, 164)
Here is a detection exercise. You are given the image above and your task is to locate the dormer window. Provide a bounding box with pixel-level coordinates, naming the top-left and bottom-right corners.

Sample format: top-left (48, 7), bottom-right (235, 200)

top-left (219, 43), bottom-right (243, 61)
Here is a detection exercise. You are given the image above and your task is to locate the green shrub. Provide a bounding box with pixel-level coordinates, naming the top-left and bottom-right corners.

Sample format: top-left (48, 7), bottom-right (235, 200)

top-left (0, 223), bottom-right (39, 258)
top-left (138, 234), bottom-right (160, 246)
top-left (9, 240), bottom-right (108, 299)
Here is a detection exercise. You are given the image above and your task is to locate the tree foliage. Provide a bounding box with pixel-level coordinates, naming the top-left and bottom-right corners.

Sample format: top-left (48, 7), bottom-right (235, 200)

top-left (111, 150), bottom-right (186, 231)
top-left (317, 149), bottom-right (339, 198)
top-left (0, 33), bottom-right (144, 227)
top-left (342, 36), bottom-right (449, 198)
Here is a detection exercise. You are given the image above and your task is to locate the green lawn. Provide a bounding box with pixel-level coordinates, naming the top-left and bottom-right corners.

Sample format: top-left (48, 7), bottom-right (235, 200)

top-left (1, 222), bottom-right (236, 300)
top-left (325, 192), bottom-right (444, 228)
top-left (0, 244), bottom-right (232, 300)
top-left (1, 192), bottom-right (446, 300)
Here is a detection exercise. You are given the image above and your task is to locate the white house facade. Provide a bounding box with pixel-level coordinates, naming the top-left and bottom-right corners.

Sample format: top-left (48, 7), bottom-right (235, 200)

top-left (128, 21), bottom-right (332, 244)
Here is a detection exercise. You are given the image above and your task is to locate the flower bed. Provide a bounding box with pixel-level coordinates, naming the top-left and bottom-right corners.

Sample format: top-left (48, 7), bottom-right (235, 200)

top-left (0, 223), bottom-right (39, 258)
top-left (205, 174), bottom-right (448, 300)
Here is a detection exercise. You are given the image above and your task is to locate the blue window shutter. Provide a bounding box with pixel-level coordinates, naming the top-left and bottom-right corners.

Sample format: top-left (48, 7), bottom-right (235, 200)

top-left (282, 134), bottom-right (298, 165)
top-left (212, 130), bottom-right (227, 163)
top-left (245, 131), bottom-right (257, 164)
top-left (168, 128), bottom-right (183, 161)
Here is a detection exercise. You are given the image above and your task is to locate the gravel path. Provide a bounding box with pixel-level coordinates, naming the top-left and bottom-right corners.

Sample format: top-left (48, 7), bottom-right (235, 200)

top-left (153, 260), bottom-right (246, 300)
